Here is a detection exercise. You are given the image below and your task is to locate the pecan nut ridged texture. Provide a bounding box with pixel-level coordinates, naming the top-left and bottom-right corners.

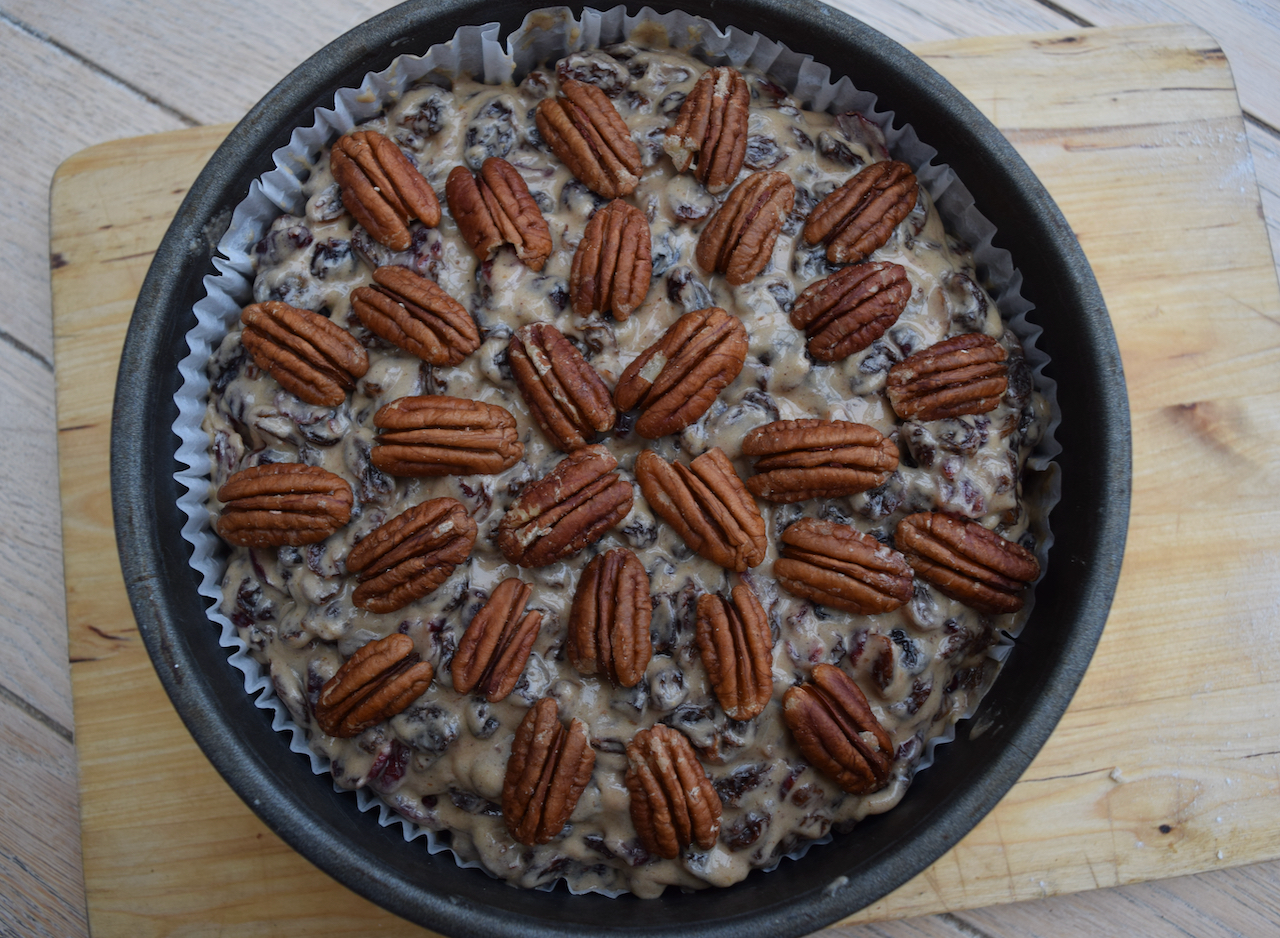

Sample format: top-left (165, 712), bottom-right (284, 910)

top-left (635, 447), bottom-right (767, 573)
top-left (444, 156), bottom-right (553, 271)
top-left (742, 418), bottom-right (899, 503)
top-left (783, 662), bottom-right (894, 795)
top-left (330, 129), bottom-right (441, 251)
top-left (803, 159), bottom-right (918, 265)
top-left (570, 199), bottom-right (653, 320)
top-left (625, 723), bottom-right (722, 860)
top-left (509, 322), bottom-right (617, 453)
top-left (215, 463), bottom-right (353, 547)
top-left (502, 697), bottom-right (596, 846)
top-left (345, 497), bottom-right (477, 614)
top-left (664, 65), bottom-right (750, 194)
top-left (895, 512), bottom-right (1040, 614)
top-left (370, 395), bottom-right (523, 477)
top-left (695, 170), bottom-right (795, 285)
top-left (886, 332), bottom-right (1009, 421)
top-left (239, 301), bottom-right (368, 407)
top-left (314, 634), bottom-right (434, 739)
top-left (350, 265), bottom-right (480, 366)
top-left (567, 548), bottom-right (652, 688)
top-left (695, 582), bottom-right (773, 721)
top-left (613, 306), bottom-right (748, 439)
top-left (536, 79), bottom-right (643, 199)
top-left (775, 517), bottom-right (913, 614)
top-left (451, 578), bottom-right (544, 702)
top-left (496, 445), bottom-right (634, 567)
top-left (790, 261), bottom-right (912, 362)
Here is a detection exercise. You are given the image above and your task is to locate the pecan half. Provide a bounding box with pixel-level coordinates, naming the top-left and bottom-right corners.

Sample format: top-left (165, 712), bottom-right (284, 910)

top-left (613, 307), bottom-right (748, 439)
top-left (886, 333), bottom-right (1009, 421)
top-left (215, 463), bottom-right (353, 547)
top-left (803, 159), bottom-right (918, 264)
top-left (695, 583), bottom-right (773, 721)
top-left (445, 157), bottom-right (552, 271)
top-left (346, 497), bottom-right (477, 614)
top-left (240, 301), bottom-right (368, 407)
top-left (331, 130), bottom-right (441, 251)
top-left (635, 447), bottom-right (766, 572)
top-left (502, 697), bottom-right (596, 845)
top-left (536, 79), bottom-right (643, 198)
top-left (695, 170), bottom-right (795, 285)
top-left (509, 322), bottom-right (616, 453)
top-left (370, 396), bottom-right (523, 476)
top-left (775, 517), bottom-right (913, 614)
top-left (570, 199), bottom-right (652, 320)
top-left (783, 663), bottom-right (893, 794)
top-left (452, 578), bottom-right (544, 702)
top-left (664, 66), bottom-right (749, 193)
top-left (351, 265), bottom-right (480, 366)
top-left (567, 548), bottom-right (652, 687)
top-left (790, 261), bottom-right (911, 361)
top-left (496, 445), bottom-right (634, 567)
top-left (895, 512), bottom-right (1039, 614)
top-left (742, 418), bottom-right (899, 503)
top-left (315, 634), bottom-right (433, 738)
top-left (625, 724), bottom-right (722, 859)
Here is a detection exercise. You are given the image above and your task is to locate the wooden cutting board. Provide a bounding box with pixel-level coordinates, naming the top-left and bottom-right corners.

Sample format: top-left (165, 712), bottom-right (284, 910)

top-left (51, 24), bottom-right (1280, 937)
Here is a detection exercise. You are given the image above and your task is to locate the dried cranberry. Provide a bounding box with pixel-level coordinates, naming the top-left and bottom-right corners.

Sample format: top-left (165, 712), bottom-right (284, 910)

top-left (723, 812), bottom-right (769, 850)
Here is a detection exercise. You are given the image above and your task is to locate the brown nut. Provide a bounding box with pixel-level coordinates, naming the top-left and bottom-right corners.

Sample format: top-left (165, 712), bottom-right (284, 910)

top-left (370, 395), bottom-right (523, 477)
top-left (895, 512), bottom-right (1039, 614)
top-left (351, 265), bottom-right (481, 366)
top-left (613, 307), bottom-right (748, 439)
top-left (695, 583), bottom-right (773, 721)
top-left (775, 517), bottom-right (913, 614)
top-left (886, 333), bottom-right (1009, 421)
top-left (215, 463), bottom-right (353, 547)
top-left (783, 663), bottom-right (893, 794)
top-left (803, 159), bottom-right (918, 264)
top-left (502, 697), bottom-right (596, 845)
top-left (509, 322), bottom-right (616, 453)
top-left (331, 130), bottom-right (441, 251)
top-left (567, 548), bottom-right (652, 688)
top-left (240, 301), bottom-right (368, 407)
top-left (536, 79), bottom-right (643, 199)
top-left (496, 445), bottom-right (634, 567)
top-left (570, 199), bottom-right (653, 320)
top-left (790, 261), bottom-right (911, 361)
top-left (625, 723), bottom-right (722, 859)
top-left (315, 634), bottom-right (433, 739)
top-left (346, 497), bottom-right (477, 614)
top-left (742, 418), bottom-right (899, 503)
top-left (664, 66), bottom-right (750, 194)
top-left (451, 578), bottom-right (544, 702)
top-left (635, 447), bottom-right (766, 573)
top-left (695, 170), bottom-right (795, 285)
top-left (445, 157), bottom-right (552, 271)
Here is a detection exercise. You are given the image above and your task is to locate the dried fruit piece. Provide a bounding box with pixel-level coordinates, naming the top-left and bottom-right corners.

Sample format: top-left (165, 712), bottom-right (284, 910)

top-left (570, 199), bottom-right (653, 320)
top-left (536, 79), bottom-right (643, 198)
top-left (742, 418), bottom-right (898, 503)
top-left (783, 663), bottom-right (893, 794)
top-left (567, 548), bottom-right (652, 687)
top-left (695, 170), bottom-right (795, 285)
top-left (664, 66), bottom-right (750, 193)
top-left (502, 697), bottom-right (596, 845)
top-left (775, 517), bottom-right (913, 614)
top-left (445, 157), bottom-right (553, 271)
top-left (790, 261), bottom-right (911, 361)
top-left (803, 159), bottom-right (918, 264)
top-left (625, 723), bottom-right (722, 859)
top-left (315, 634), bottom-right (433, 738)
top-left (351, 265), bottom-right (480, 366)
top-left (509, 322), bottom-right (616, 453)
top-left (895, 512), bottom-right (1039, 614)
top-left (370, 396), bottom-right (523, 476)
top-left (695, 583), bottom-right (773, 721)
top-left (452, 578), bottom-right (544, 702)
top-left (215, 463), bottom-right (353, 547)
top-left (331, 129), bottom-right (441, 251)
top-left (240, 301), bottom-right (368, 407)
top-left (886, 333), bottom-right (1009, 421)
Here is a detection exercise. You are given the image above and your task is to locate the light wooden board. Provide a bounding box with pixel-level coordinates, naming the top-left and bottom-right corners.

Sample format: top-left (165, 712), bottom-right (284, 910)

top-left (50, 24), bottom-right (1280, 937)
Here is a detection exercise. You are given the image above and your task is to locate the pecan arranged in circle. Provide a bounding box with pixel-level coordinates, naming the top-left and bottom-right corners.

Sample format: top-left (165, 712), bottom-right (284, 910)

top-left (351, 265), bottom-right (480, 366)
top-left (625, 723), bottom-right (722, 859)
top-left (783, 663), bottom-right (893, 795)
top-left (570, 199), bottom-right (652, 320)
top-left (331, 130), bottom-right (441, 251)
top-left (240, 301), bottom-right (368, 407)
top-left (445, 156), bottom-right (552, 271)
top-left (567, 548), bottom-right (652, 688)
top-left (613, 307), bottom-right (748, 439)
top-left (496, 445), bottom-right (634, 567)
top-left (536, 79), bottom-right (643, 199)
top-left (886, 333), bottom-right (1009, 421)
top-left (695, 582), bottom-right (773, 721)
top-left (509, 322), bottom-right (616, 453)
top-left (370, 395), bottom-right (523, 477)
top-left (635, 447), bottom-right (767, 573)
top-left (315, 634), bottom-right (433, 739)
top-left (803, 159), bottom-right (918, 264)
top-left (790, 261), bottom-right (911, 361)
top-left (742, 418), bottom-right (899, 503)
top-left (346, 497), bottom-right (477, 614)
top-left (502, 697), bottom-right (596, 845)
top-left (695, 170), bottom-right (795, 285)
top-left (452, 577), bottom-right (544, 702)
top-left (895, 512), bottom-right (1039, 614)
top-left (775, 517), bottom-right (913, 614)
top-left (664, 66), bottom-right (749, 194)
top-left (215, 463), bottom-right (353, 547)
